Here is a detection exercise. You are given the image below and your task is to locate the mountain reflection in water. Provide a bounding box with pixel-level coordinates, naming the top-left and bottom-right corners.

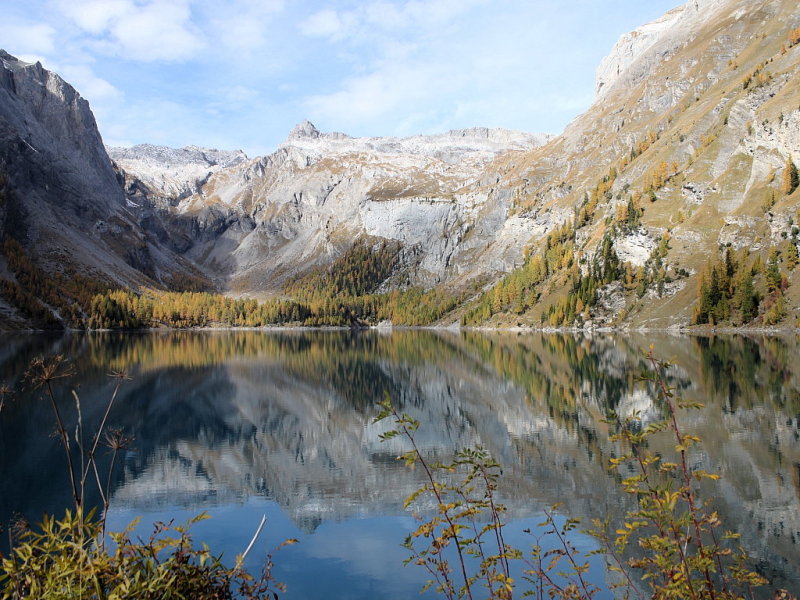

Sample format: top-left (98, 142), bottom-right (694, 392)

top-left (0, 330), bottom-right (798, 596)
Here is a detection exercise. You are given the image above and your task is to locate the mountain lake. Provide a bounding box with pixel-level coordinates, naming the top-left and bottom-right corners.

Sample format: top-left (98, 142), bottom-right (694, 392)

top-left (0, 330), bottom-right (798, 598)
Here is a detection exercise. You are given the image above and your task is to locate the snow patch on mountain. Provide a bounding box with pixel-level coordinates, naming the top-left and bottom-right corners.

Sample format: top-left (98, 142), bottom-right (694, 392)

top-left (108, 144), bottom-right (248, 200)
top-left (281, 120), bottom-right (553, 165)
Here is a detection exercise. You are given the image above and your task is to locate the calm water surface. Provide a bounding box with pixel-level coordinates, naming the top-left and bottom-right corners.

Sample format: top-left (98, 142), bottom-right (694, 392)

top-left (0, 330), bottom-right (798, 597)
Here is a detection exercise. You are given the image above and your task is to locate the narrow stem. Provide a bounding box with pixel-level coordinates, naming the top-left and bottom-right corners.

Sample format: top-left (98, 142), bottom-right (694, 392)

top-left (101, 446), bottom-right (120, 540)
top-left (708, 527), bottom-right (730, 593)
top-left (411, 542), bottom-right (452, 599)
top-left (598, 535), bottom-right (645, 600)
top-left (395, 408), bottom-right (473, 600)
top-left (81, 381), bottom-right (121, 491)
top-left (530, 544), bottom-right (567, 599)
top-left (46, 380), bottom-right (80, 509)
top-left (92, 458), bottom-right (108, 508)
top-left (631, 441), bottom-right (680, 590)
top-left (484, 473), bottom-right (510, 579)
top-left (650, 356), bottom-right (717, 600)
top-left (545, 508), bottom-right (594, 598)
top-left (74, 390), bottom-right (86, 514)
top-left (456, 486), bottom-right (495, 597)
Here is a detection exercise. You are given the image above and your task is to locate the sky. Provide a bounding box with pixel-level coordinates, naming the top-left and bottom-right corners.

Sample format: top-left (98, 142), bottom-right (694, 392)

top-left (2, 0), bottom-right (680, 157)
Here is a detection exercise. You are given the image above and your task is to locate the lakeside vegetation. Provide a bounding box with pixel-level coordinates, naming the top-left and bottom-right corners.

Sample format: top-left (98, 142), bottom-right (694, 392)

top-left (692, 244), bottom-right (796, 326)
top-left (3, 223), bottom-right (800, 333)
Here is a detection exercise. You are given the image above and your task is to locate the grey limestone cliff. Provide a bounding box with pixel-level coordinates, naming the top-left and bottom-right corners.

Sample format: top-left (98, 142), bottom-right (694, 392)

top-left (113, 121), bottom-right (552, 295)
top-left (0, 50), bottom-right (209, 299)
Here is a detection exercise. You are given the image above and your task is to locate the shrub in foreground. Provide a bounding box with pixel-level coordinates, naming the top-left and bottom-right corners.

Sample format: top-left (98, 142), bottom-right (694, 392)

top-left (376, 351), bottom-right (792, 600)
top-left (1, 511), bottom-right (282, 600)
top-left (0, 356), bottom-right (287, 599)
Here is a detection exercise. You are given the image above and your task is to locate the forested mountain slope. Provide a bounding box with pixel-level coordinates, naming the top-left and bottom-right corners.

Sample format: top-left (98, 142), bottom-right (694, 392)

top-left (465, 0), bottom-right (800, 328)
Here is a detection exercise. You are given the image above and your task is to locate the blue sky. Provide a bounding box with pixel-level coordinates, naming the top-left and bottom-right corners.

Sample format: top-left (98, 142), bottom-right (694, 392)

top-left (2, 0), bottom-right (679, 156)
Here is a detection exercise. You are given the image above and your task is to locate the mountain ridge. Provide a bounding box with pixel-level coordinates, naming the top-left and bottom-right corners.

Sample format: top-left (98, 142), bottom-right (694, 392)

top-left (1, 0), bottom-right (800, 329)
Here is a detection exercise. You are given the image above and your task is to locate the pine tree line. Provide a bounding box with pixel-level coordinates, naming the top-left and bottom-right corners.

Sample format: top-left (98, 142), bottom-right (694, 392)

top-left (694, 244), bottom-right (796, 326)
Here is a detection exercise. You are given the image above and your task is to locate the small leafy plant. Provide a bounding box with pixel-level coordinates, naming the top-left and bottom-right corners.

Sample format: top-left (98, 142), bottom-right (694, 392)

top-left (1, 511), bottom-right (285, 600)
top-left (377, 351), bottom-right (792, 600)
top-left (523, 508), bottom-right (604, 600)
top-left (595, 351), bottom-right (768, 600)
top-left (375, 397), bottom-right (520, 600)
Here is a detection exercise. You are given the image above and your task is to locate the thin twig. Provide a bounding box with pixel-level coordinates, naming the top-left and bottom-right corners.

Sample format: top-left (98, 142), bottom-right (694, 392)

top-left (80, 379), bottom-right (123, 492)
top-left (238, 515), bottom-right (267, 567)
top-left (46, 379), bottom-right (80, 509)
top-left (649, 354), bottom-right (716, 600)
top-left (393, 406), bottom-right (474, 600)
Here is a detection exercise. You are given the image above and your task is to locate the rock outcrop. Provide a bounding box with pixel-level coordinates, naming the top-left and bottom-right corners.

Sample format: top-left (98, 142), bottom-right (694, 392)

top-left (0, 51), bottom-right (202, 291)
top-left (595, 0), bottom-right (722, 98)
top-left (109, 144), bottom-right (248, 205)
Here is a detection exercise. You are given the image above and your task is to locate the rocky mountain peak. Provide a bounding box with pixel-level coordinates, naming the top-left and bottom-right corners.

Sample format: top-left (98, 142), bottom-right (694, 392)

top-left (287, 119), bottom-right (321, 140)
top-left (108, 144), bottom-right (248, 169)
top-left (595, 0), bottom-right (725, 98)
top-left (0, 48), bottom-right (101, 155)
top-left (0, 50), bottom-right (205, 300)
top-left (277, 120), bottom-right (551, 163)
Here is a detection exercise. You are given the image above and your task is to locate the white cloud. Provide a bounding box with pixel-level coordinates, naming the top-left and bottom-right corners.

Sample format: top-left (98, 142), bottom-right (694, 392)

top-left (304, 58), bottom-right (455, 133)
top-left (53, 0), bottom-right (130, 35)
top-left (96, 96), bottom-right (193, 147)
top-left (60, 64), bottom-right (122, 101)
top-left (296, 0), bottom-right (609, 139)
top-left (300, 9), bottom-right (357, 41)
top-left (0, 20), bottom-right (56, 55)
top-left (400, 0), bottom-right (490, 29)
top-left (111, 1), bottom-right (204, 61)
top-left (363, 2), bottom-right (410, 30)
top-left (202, 0), bottom-right (285, 52)
top-left (54, 0), bottom-right (204, 62)
top-left (300, 0), bottom-right (490, 43)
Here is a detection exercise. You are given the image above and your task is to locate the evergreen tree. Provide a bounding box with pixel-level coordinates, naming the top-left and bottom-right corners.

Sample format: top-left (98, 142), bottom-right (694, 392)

top-left (785, 241), bottom-right (799, 270)
top-left (724, 248), bottom-right (736, 279)
top-left (783, 154), bottom-right (799, 195)
top-left (766, 249), bottom-right (782, 292)
top-left (735, 270), bottom-right (758, 323)
top-left (695, 271), bottom-right (710, 325)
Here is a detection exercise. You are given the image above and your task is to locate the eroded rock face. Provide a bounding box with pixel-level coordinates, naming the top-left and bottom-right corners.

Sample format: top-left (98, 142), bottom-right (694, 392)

top-left (595, 0), bottom-right (724, 99)
top-left (108, 144), bottom-right (248, 204)
top-left (0, 51), bottom-right (123, 241)
top-left (613, 228), bottom-right (658, 267)
top-left (0, 51), bottom-right (198, 289)
top-left (114, 123), bottom-right (553, 293)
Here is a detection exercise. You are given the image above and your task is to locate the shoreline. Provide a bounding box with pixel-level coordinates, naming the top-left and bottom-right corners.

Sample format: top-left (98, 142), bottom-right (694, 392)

top-left (3, 324), bottom-right (800, 336)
